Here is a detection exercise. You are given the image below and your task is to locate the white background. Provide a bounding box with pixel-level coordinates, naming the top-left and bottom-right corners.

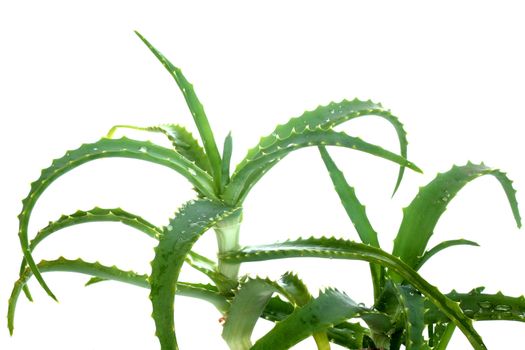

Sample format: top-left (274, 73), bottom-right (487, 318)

top-left (1, 1), bottom-right (524, 349)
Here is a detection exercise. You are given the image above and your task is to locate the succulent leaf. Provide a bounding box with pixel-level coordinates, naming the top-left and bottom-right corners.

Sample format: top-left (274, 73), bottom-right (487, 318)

top-left (319, 145), bottom-right (382, 300)
top-left (18, 207), bottom-right (160, 300)
top-left (251, 288), bottom-right (365, 350)
top-left (415, 239), bottom-right (479, 270)
top-left (222, 272), bottom-right (315, 350)
top-left (391, 283), bottom-right (431, 350)
top-left (8, 257), bottom-right (229, 335)
top-left (17, 137), bottom-right (216, 301)
top-left (224, 129), bottom-right (421, 205)
top-left (135, 31), bottom-right (223, 190)
top-left (150, 199), bottom-right (240, 350)
top-left (221, 132), bottom-right (233, 190)
top-left (261, 296), bottom-right (369, 349)
top-left (426, 288), bottom-right (525, 324)
top-left (392, 162), bottom-right (521, 271)
top-left (222, 237), bottom-right (487, 349)
top-left (235, 99), bottom-right (409, 194)
top-left (107, 124), bottom-right (212, 174)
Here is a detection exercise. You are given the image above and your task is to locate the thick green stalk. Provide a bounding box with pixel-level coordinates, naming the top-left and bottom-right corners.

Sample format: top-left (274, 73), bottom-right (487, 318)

top-left (313, 332), bottom-right (331, 350)
top-left (434, 323), bottom-right (456, 350)
top-left (214, 209), bottom-right (243, 289)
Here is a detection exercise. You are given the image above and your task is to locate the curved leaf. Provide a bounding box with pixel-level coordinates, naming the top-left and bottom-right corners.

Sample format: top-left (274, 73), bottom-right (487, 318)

top-left (17, 137), bottom-right (216, 301)
top-left (224, 129), bottom-right (421, 205)
top-left (222, 273), bottom-right (314, 350)
top-left (185, 250), bottom-right (233, 290)
top-left (20, 208), bottom-right (223, 300)
top-left (150, 199), bottom-right (240, 350)
top-left (251, 288), bottom-right (364, 350)
top-left (235, 99), bottom-right (409, 194)
top-left (107, 124), bottom-right (212, 174)
top-left (135, 31), bottom-right (222, 189)
top-left (222, 237), bottom-right (487, 350)
top-left (261, 296), bottom-right (371, 349)
top-left (414, 239), bottom-right (479, 271)
top-left (18, 207), bottom-right (160, 300)
top-left (392, 162), bottom-right (521, 270)
top-left (8, 257), bottom-right (229, 334)
top-left (31, 207), bottom-right (161, 249)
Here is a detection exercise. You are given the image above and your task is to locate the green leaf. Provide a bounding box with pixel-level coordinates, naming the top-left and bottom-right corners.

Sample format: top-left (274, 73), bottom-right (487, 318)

top-left (433, 323), bottom-right (456, 350)
top-left (31, 207), bottom-right (161, 249)
top-left (414, 239), bottom-right (479, 271)
top-left (17, 137), bottom-right (216, 301)
top-left (150, 199), bottom-right (240, 350)
top-left (19, 207), bottom-right (160, 300)
top-left (19, 208), bottom-right (220, 299)
top-left (185, 250), bottom-right (233, 290)
top-left (235, 99), bottom-right (409, 195)
top-left (392, 162), bottom-right (521, 271)
top-left (107, 124), bottom-right (212, 174)
top-left (221, 132), bottom-right (233, 190)
top-left (222, 278), bottom-right (285, 350)
top-left (391, 283), bottom-right (431, 350)
top-left (222, 237), bottom-right (487, 350)
top-left (8, 257), bottom-right (229, 335)
top-left (261, 296), bottom-right (369, 349)
top-left (319, 145), bottom-right (382, 300)
top-left (222, 273), bottom-right (313, 350)
top-left (224, 129), bottom-right (421, 205)
top-left (251, 288), bottom-right (365, 350)
top-left (135, 31), bottom-right (223, 190)
top-left (426, 287), bottom-right (525, 324)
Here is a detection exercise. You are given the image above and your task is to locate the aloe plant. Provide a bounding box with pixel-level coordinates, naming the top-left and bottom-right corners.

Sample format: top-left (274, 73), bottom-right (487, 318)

top-left (9, 31), bottom-right (522, 350)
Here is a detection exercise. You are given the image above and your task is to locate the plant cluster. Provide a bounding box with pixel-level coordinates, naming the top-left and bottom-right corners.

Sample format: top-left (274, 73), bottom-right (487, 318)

top-left (9, 32), bottom-right (523, 350)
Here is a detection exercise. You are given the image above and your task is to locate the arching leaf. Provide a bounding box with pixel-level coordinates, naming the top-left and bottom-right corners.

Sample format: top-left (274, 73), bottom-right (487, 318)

top-left (392, 162), bottom-right (521, 271)
top-left (235, 99), bottom-right (409, 195)
top-left (17, 137), bottom-right (216, 301)
top-left (415, 239), bottom-right (479, 271)
top-left (222, 237), bottom-right (487, 350)
top-left (150, 199), bottom-right (240, 350)
top-left (8, 257), bottom-right (229, 335)
top-left (107, 124), bottom-right (212, 174)
top-left (18, 207), bottom-right (160, 300)
top-left (224, 129), bottom-right (421, 205)
top-left (222, 272), bottom-right (317, 350)
top-left (251, 288), bottom-right (365, 350)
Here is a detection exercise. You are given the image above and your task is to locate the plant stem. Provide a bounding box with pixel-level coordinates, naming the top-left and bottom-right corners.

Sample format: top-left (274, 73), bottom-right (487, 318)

top-left (214, 209), bottom-right (243, 292)
top-left (313, 331), bottom-right (331, 350)
top-left (434, 323), bottom-right (456, 350)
